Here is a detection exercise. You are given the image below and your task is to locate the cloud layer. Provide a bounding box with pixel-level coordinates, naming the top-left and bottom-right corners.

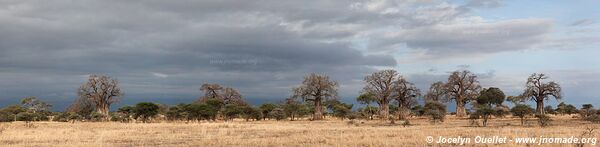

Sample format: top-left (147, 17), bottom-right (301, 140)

top-left (0, 0), bottom-right (595, 110)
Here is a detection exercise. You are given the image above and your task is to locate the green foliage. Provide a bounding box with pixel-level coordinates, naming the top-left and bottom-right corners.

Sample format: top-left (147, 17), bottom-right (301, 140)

top-left (0, 105), bottom-right (26, 122)
top-left (358, 105), bottom-right (378, 120)
top-left (544, 105), bottom-right (556, 115)
top-left (117, 105), bottom-right (135, 122)
top-left (585, 114), bottom-right (600, 123)
top-left (346, 112), bottom-right (359, 120)
top-left (470, 105), bottom-right (495, 127)
top-left (259, 103), bottom-right (277, 120)
top-left (241, 106), bottom-right (262, 121)
top-left (580, 104), bottom-right (595, 118)
top-left (476, 87), bottom-right (506, 106)
top-left (166, 104), bottom-right (186, 121)
top-left (203, 99), bottom-right (225, 110)
top-left (184, 103), bottom-right (218, 121)
top-left (326, 100), bottom-right (353, 120)
top-left (223, 104), bottom-right (244, 121)
top-left (16, 112), bottom-right (37, 122)
top-left (133, 102), bottom-right (160, 123)
top-left (356, 93), bottom-right (377, 105)
top-left (283, 100), bottom-right (304, 121)
top-left (423, 101), bottom-right (446, 123)
top-left (556, 102), bottom-right (578, 115)
top-left (511, 104), bottom-right (535, 126)
top-left (90, 112), bottom-right (106, 122)
top-left (53, 112), bottom-right (70, 122)
top-left (269, 108), bottom-right (286, 121)
top-left (411, 105), bottom-right (425, 117)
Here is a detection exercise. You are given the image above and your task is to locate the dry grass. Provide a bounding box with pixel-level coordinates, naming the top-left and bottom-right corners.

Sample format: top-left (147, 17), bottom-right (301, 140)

top-left (0, 115), bottom-right (598, 146)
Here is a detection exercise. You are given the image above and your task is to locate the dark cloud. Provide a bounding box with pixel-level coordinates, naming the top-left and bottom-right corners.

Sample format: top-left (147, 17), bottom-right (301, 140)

top-left (570, 19), bottom-right (596, 26)
top-left (0, 0), bottom-right (584, 110)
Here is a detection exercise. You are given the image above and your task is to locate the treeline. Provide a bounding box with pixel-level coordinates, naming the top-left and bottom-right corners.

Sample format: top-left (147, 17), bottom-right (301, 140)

top-left (0, 70), bottom-right (599, 126)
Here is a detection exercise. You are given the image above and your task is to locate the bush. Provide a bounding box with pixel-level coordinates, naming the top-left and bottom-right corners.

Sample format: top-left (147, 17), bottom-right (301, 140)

top-left (133, 102), bottom-right (160, 123)
top-left (223, 104), bottom-right (243, 121)
top-left (269, 108), bottom-right (286, 121)
top-left (90, 112), bottom-right (106, 122)
top-left (511, 104), bottom-right (534, 126)
top-left (411, 105), bottom-right (425, 117)
top-left (535, 114), bottom-right (552, 127)
top-left (16, 112), bottom-right (36, 122)
top-left (424, 102), bottom-right (446, 123)
top-left (166, 104), bottom-right (186, 121)
top-left (241, 106), bottom-right (262, 121)
top-left (185, 103), bottom-right (218, 121)
top-left (470, 105), bottom-right (494, 127)
top-left (585, 115), bottom-right (600, 123)
top-left (53, 112), bottom-right (70, 122)
top-left (346, 112), bottom-right (359, 120)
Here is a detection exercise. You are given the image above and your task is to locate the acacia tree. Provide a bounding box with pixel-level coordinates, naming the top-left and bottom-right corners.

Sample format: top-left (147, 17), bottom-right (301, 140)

top-left (356, 93), bottom-right (377, 120)
top-left (519, 73), bottom-right (562, 114)
top-left (392, 77), bottom-right (420, 120)
top-left (363, 69), bottom-right (398, 120)
top-left (292, 73), bottom-right (338, 120)
top-left (78, 74), bottom-right (123, 119)
top-left (444, 70), bottom-right (481, 117)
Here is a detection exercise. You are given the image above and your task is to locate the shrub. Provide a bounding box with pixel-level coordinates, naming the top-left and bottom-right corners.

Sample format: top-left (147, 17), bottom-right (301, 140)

top-left (133, 102), bottom-right (160, 123)
top-left (241, 106), bottom-right (262, 121)
top-left (535, 114), bottom-right (552, 127)
top-left (470, 105), bottom-right (494, 127)
top-left (90, 112), bottom-right (106, 122)
top-left (585, 115), bottom-right (600, 123)
top-left (511, 104), bottom-right (534, 126)
top-left (423, 101), bottom-right (446, 123)
top-left (53, 112), bottom-right (70, 122)
top-left (185, 103), bottom-right (218, 121)
top-left (269, 108), bottom-right (286, 121)
top-left (223, 104), bottom-right (243, 121)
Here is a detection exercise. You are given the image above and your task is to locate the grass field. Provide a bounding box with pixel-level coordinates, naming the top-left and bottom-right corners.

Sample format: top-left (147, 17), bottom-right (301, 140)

top-left (0, 115), bottom-right (598, 146)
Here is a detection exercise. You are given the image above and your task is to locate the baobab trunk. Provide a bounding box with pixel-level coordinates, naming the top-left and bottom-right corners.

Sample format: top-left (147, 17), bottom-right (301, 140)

top-left (536, 100), bottom-right (545, 115)
top-left (313, 99), bottom-right (323, 120)
top-left (398, 102), bottom-right (412, 120)
top-left (379, 101), bottom-right (389, 120)
top-left (456, 101), bottom-right (466, 117)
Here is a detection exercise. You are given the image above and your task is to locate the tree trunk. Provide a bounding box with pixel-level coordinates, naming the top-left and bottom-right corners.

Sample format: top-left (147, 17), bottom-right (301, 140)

top-left (398, 103), bottom-right (410, 120)
top-left (379, 101), bottom-right (389, 120)
top-left (520, 117), bottom-right (525, 126)
top-left (456, 101), bottom-right (466, 117)
top-left (96, 104), bottom-right (110, 121)
top-left (313, 99), bottom-right (323, 120)
top-left (536, 100), bottom-right (545, 115)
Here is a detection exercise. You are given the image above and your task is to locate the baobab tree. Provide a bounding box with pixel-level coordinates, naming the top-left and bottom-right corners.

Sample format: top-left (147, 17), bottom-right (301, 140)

top-left (363, 69), bottom-right (398, 120)
top-left (78, 74), bottom-right (123, 119)
top-left (200, 83), bottom-right (223, 99)
top-left (392, 77), bottom-right (420, 120)
top-left (292, 73), bottom-right (339, 120)
top-left (519, 73), bottom-right (561, 114)
top-left (424, 81), bottom-right (446, 102)
top-left (197, 83), bottom-right (245, 105)
top-left (444, 70), bottom-right (481, 117)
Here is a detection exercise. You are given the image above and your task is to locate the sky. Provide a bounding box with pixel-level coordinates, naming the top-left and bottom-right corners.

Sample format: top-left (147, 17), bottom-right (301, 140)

top-left (0, 0), bottom-right (599, 111)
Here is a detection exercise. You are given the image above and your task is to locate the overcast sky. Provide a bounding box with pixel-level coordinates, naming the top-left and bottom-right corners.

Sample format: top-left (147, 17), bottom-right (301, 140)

top-left (1, 0), bottom-right (599, 111)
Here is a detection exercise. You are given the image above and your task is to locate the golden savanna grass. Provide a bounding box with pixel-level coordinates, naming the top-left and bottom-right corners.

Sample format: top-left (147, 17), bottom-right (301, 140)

top-left (0, 115), bottom-right (598, 146)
